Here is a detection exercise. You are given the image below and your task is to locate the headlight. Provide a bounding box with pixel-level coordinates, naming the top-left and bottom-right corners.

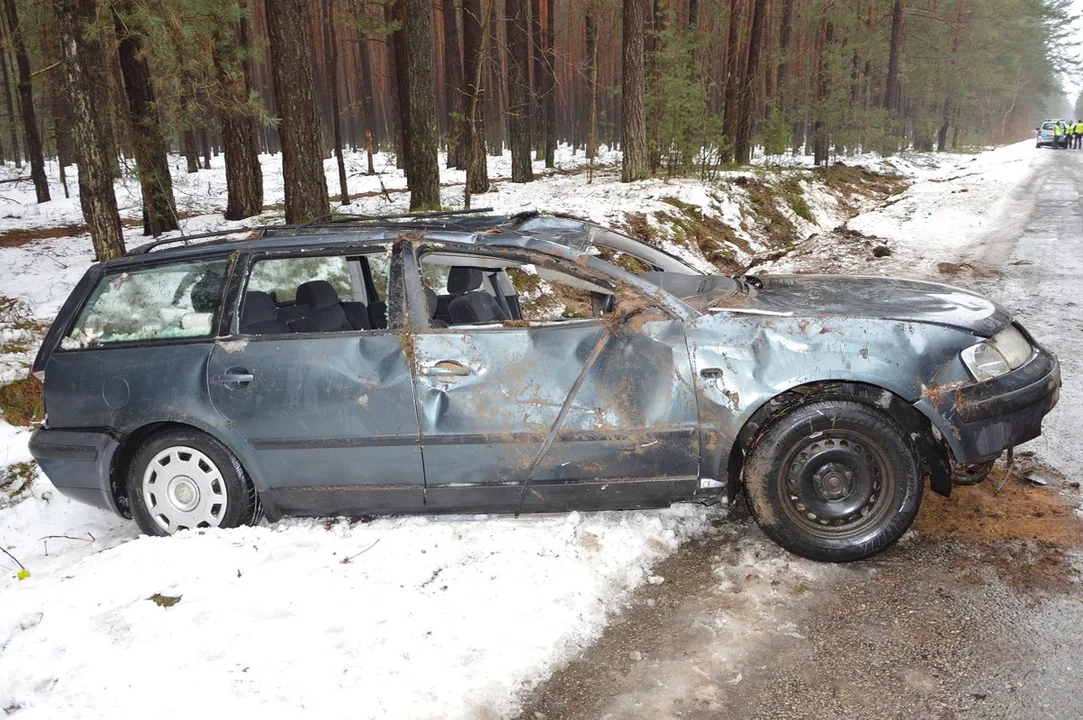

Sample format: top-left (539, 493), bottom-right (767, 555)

top-left (960, 326), bottom-right (1033, 381)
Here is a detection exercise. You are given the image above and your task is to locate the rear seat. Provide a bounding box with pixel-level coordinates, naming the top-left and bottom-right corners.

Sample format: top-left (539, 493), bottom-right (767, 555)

top-left (290, 280), bottom-right (371, 332)
top-left (240, 291), bottom-right (290, 334)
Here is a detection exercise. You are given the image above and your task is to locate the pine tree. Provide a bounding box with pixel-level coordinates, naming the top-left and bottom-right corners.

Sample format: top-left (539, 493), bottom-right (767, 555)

top-left (506, 0), bottom-right (533, 182)
top-left (462, 0), bottom-right (489, 196)
top-left (404, 0), bottom-right (440, 209)
top-left (621, 0), bottom-right (648, 182)
top-left (264, 0), bottom-right (329, 224)
top-left (114, 4), bottom-right (178, 236)
top-left (4, 0), bottom-right (48, 202)
top-left (54, 0), bottom-right (124, 260)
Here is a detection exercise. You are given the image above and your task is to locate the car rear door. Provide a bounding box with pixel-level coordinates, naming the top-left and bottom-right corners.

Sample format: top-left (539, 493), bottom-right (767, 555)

top-left (206, 247), bottom-right (425, 516)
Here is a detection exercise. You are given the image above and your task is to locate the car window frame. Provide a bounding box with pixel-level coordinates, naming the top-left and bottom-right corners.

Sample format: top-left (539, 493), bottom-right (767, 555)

top-left (54, 251), bottom-right (237, 353)
top-left (404, 242), bottom-right (693, 332)
top-left (227, 243), bottom-right (400, 340)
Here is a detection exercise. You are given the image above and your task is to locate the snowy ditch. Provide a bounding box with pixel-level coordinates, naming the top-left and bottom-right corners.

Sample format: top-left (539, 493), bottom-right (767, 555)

top-left (0, 141), bottom-right (1042, 717)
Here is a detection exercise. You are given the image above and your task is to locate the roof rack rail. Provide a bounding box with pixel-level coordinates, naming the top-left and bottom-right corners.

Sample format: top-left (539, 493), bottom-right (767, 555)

top-left (266, 206), bottom-right (496, 233)
top-left (127, 226), bottom-right (269, 255)
top-left (128, 208), bottom-right (498, 255)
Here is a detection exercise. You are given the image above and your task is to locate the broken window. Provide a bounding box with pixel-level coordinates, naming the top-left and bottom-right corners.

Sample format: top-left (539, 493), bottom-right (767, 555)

top-left (63, 258), bottom-right (228, 349)
top-left (240, 252), bottom-right (391, 335)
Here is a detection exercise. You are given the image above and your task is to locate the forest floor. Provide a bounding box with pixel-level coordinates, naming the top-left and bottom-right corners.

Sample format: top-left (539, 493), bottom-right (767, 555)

top-left (1, 141), bottom-right (1080, 719)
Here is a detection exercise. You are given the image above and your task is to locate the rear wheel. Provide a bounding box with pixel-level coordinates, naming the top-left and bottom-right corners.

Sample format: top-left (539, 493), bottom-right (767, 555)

top-left (128, 429), bottom-right (260, 536)
top-left (743, 399), bottom-right (923, 562)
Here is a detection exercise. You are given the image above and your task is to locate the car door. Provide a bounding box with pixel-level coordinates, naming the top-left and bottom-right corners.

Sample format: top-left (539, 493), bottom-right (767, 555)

top-left (405, 246), bottom-right (702, 512)
top-left (206, 247), bottom-right (425, 516)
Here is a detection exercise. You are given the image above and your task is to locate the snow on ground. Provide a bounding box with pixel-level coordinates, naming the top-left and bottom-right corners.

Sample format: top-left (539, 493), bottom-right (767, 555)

top-left (0, 139), bottom-right (1050, 718)
top-left (0, 484), bottom-right (713, 718)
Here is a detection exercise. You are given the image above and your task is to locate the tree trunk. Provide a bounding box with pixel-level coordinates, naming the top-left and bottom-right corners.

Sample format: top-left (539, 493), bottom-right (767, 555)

top-left (200, 125), bottom-right (212, 168)
top-left (813, 15), bottom-right (832, 166)
top-left (505, 0), bottom-right (533, 182)
top-left (182, 127), bottom-right (200, 173)
top-left (775, 0), bottom-right (793, 107)
top-left (735, 0), bottom-right (767, 164)
top-left (323, 0), bottom-right (349, 205)
top-left (443, 0), bottom-right (465, 170)
top-left (115, 8), bottom-right (178, 236)
top-left (462, 0), bottom-right (489, 195)
top-left (621, 0), bottom-right (648, 182)
top-left (213, 1), bottom-right (263, 220)
top-left (722, 0), bottom-right (742, 162)
top-left (388, 0), bottom-right (410, 173)
top-left (585, 10), bottom-right (598, 163)
top-left (884, 0), bottom-right (905, 113)
top-left (265, 0), bottom-right (329, 224)
top-left (530, 0), bottom-right (543, 157)
top-left (357, 34), bottom-right (377, 175)
top-left (54, 0), bottom-right (124, 260)
top-left (4, 0), bottom-right (48, 201)
top-left (0, 21), bottom-right (20, 167)
top-left (688, 0), bottom-right (699, 29)
top-left (484, 0), bottom-right (504, 156)
top-left (542, 0), bottom-right (555, 167)
top-left (404, 0), bottom-right (441, 208)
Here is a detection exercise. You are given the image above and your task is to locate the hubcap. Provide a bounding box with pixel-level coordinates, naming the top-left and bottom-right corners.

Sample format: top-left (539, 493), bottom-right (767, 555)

top-left (781, 434), bottom-right (892, 536)
top-left (142, 446), bottom-right (227, 534)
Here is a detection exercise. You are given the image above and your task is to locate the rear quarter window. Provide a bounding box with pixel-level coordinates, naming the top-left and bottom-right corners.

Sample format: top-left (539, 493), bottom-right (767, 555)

top-left (62, 259), bottom-right (229, 349)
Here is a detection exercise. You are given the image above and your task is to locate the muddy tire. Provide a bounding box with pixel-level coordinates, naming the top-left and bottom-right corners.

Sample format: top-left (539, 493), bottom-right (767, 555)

top-left (743, 400), bottom-right (923, 563)
top-left (128, 429), bottom-right (261, 537)
top-left (952, 458), bottom-right (996, 486)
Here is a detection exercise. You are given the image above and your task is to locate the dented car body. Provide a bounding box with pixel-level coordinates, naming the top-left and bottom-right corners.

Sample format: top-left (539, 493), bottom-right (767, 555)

top-left (28, 214), bottom-right (1060, 561)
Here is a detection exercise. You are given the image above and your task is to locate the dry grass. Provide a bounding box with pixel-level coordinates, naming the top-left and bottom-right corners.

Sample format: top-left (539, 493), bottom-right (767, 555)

top-left (0, 376), bottom-right (44, 426)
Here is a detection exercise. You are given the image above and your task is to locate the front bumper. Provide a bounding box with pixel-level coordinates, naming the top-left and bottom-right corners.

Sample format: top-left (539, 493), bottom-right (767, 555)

top-left (28, 427), bottom-right (123, 515)
top-left (914, 347), bottom-right (1060, 465)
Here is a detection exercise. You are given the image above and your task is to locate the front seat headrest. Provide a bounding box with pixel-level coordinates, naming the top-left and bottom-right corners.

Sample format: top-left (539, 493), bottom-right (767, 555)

top-left (447, 267), bottom-right (485, 294)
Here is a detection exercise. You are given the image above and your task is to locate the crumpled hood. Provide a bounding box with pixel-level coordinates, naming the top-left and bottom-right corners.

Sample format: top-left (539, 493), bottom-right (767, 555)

top-left (734, 275), bottom-right (1012, 337)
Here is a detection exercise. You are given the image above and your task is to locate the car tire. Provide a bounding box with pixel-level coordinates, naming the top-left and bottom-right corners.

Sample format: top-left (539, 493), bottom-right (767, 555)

top-left (128, 428), bottom-right (261, 536)
top-left (743, 399), bottom-right (923, 563)
top-left (952, 458), bottom-right (996, 486)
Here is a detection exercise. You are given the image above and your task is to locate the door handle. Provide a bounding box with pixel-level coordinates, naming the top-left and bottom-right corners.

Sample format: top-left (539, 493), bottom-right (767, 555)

top-left (213, 368), bottom-right (255, 387)
top-left (419, 361), bottom-right (471, 377)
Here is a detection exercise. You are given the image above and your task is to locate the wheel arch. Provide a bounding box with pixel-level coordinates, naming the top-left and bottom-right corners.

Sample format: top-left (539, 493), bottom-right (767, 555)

top-left (110, 420), bottom-right (267, 516)
top-left (724, 380), bottom-right (952, 504)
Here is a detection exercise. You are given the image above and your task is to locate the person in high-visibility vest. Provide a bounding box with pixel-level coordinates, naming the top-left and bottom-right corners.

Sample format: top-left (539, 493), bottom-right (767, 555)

top-left (1074, 120), bottom-right (1083, 148)
top-left (1053, 121), bottom-right (1063, 148)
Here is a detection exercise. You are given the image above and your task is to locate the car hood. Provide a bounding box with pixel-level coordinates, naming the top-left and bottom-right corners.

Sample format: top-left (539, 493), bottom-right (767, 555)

top-left (710, 275), bottom-right (1012, 337)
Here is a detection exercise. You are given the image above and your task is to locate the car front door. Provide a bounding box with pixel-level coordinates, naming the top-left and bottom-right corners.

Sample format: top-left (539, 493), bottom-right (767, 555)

top-left (405, 246), bottom-right (702, 512)
top-left (207, 247), bottom-right (425, 516)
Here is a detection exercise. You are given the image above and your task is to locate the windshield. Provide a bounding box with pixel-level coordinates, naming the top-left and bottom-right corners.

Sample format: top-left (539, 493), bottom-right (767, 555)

top-left (1042, 122), bottom-right (1056, 130)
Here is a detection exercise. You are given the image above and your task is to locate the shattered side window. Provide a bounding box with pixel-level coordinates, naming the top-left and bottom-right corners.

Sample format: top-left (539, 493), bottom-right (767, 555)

top-left (247, 256), bottom-right (352, 303)
top-left (63, 259), bottom-right (228, 349)
top-left (511, 265), bottom-right (600, 323)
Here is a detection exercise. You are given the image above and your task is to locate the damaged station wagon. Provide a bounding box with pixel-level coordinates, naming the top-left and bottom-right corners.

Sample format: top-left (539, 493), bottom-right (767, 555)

top-left (29, 212), bottom-right (1060, 561)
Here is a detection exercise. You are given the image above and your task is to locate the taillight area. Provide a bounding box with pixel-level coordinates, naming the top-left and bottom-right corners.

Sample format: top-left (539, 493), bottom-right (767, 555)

top-left (32, 370), bottom-right (44, 381)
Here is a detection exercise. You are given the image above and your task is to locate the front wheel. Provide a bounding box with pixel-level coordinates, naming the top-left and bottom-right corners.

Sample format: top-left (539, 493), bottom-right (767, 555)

top-left (128, 429), bottom-right (261, 536)
top-left (743, 399), bottom-right (923, 562)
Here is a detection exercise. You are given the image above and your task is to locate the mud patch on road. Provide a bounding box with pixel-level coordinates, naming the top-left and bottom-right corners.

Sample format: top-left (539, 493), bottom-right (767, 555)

top-left (915, 467), bottom-right (1083, 548)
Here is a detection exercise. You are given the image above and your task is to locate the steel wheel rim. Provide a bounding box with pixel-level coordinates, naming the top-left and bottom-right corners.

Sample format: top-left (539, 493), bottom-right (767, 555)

top-left (778, 430), bottom-right (897, 540)
top-left (142, 445), bottom-right (228, 534)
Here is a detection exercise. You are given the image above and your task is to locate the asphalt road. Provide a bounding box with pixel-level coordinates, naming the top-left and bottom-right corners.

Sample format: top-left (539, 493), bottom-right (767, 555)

top-left (520, 149), bottom-right (1083, 720)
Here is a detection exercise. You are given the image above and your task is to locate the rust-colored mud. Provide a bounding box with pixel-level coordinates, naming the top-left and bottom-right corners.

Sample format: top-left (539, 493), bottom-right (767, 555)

top-left (915, 466), bottom-right (1083, 548)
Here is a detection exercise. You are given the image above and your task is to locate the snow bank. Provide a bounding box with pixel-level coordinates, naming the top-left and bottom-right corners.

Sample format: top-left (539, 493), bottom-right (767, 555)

top-left (0, 482), bottom-right (714, 718)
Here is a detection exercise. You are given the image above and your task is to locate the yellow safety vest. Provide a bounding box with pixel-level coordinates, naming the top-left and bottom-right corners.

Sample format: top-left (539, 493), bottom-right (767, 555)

top-left (1074, 123), bottom-right (1083, 134)
top-left (1054, 125), bottom-right (1063, 136)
